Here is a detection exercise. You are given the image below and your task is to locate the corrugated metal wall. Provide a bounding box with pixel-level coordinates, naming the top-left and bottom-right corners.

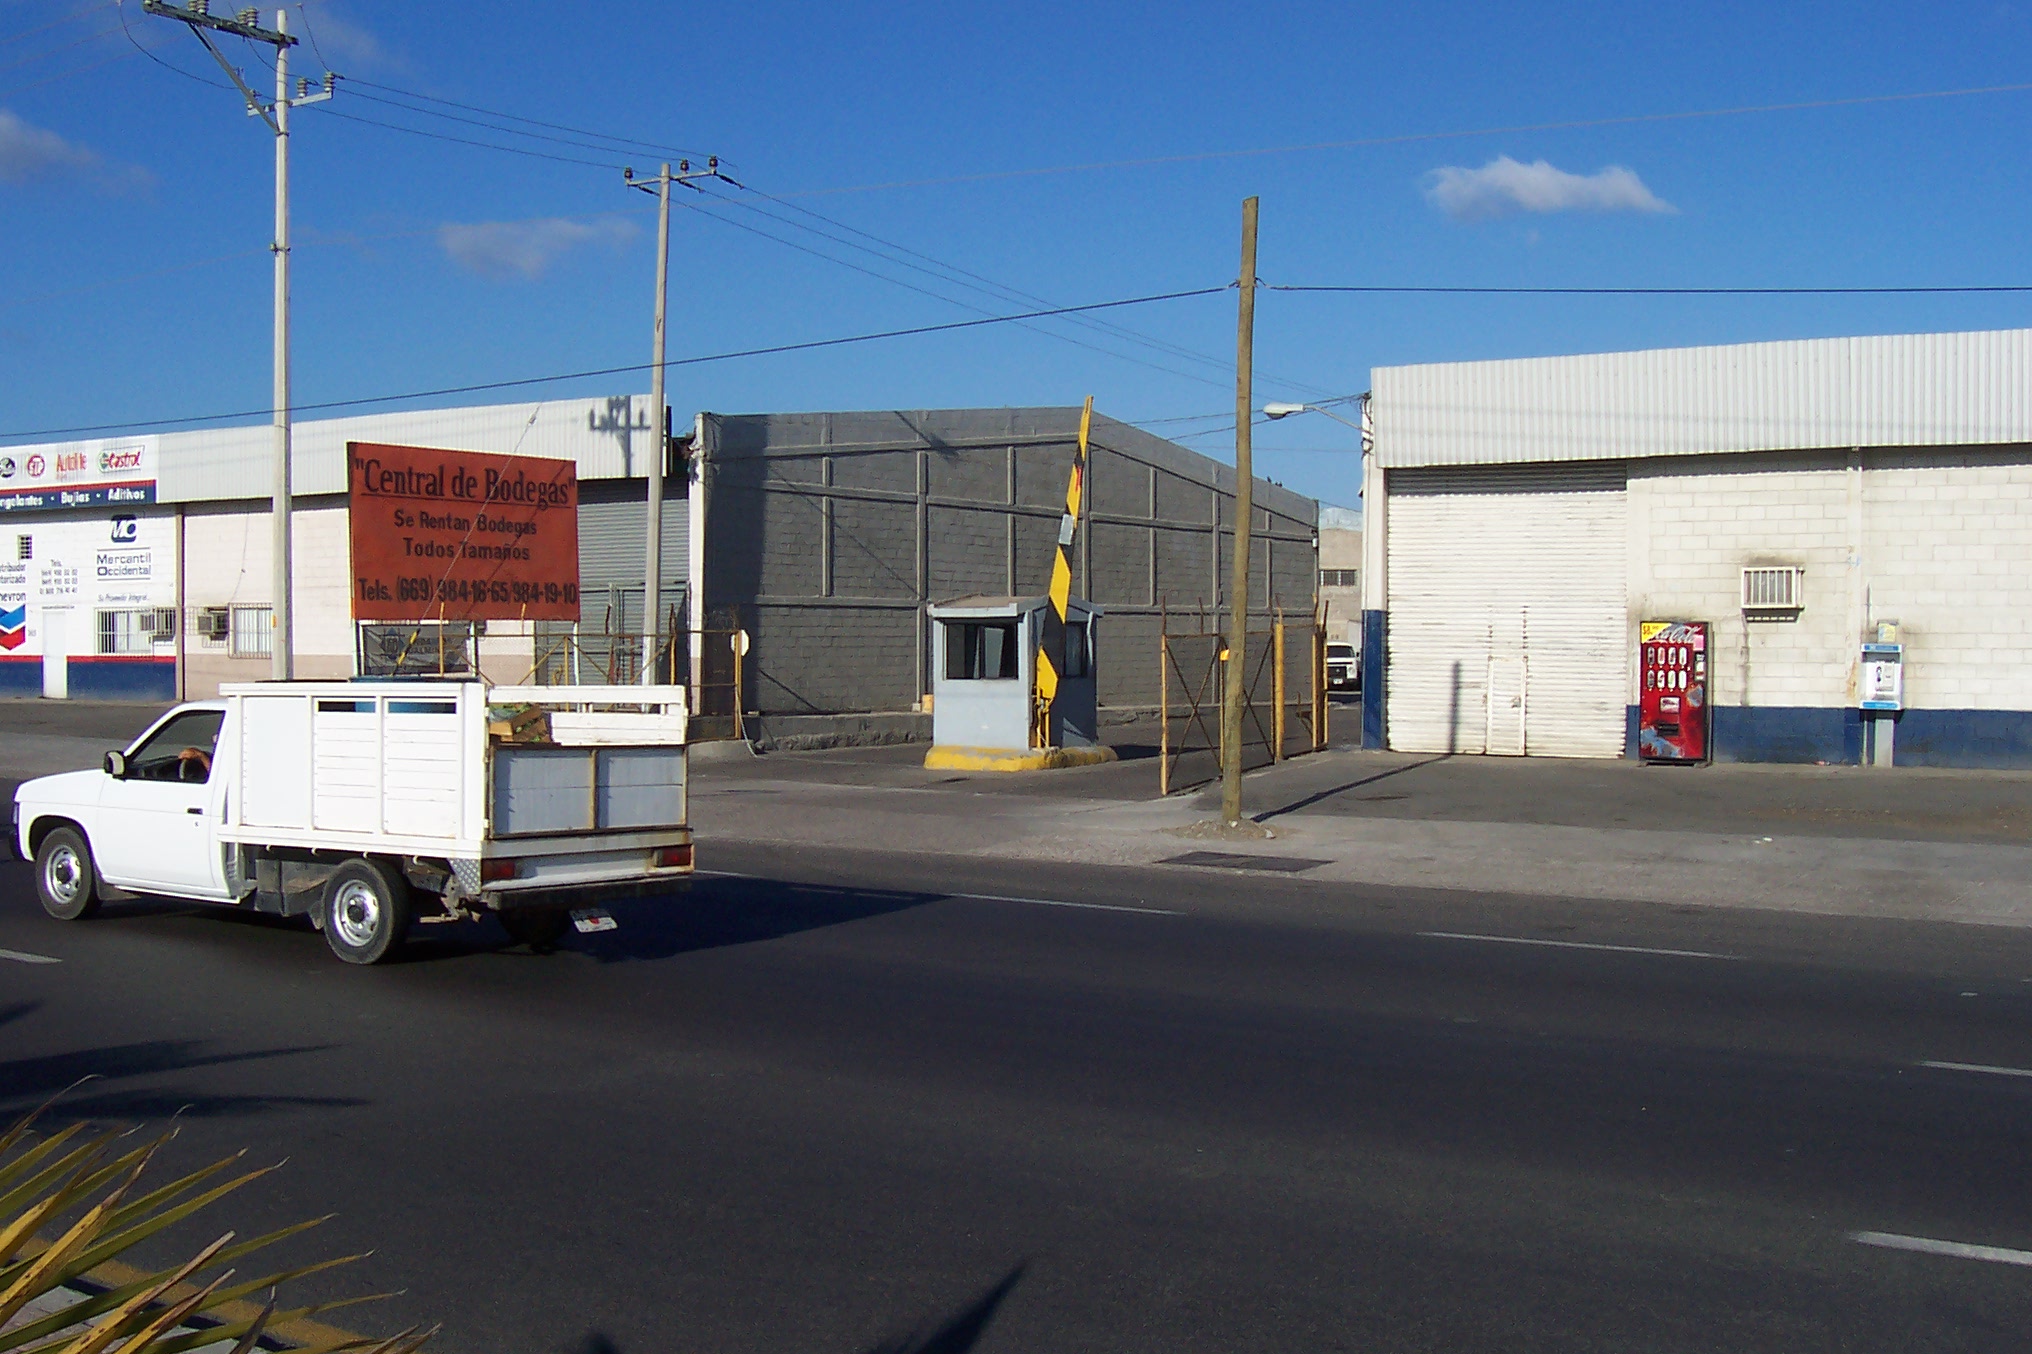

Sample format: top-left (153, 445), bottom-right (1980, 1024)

top-left (1387, 463), bottom-right (1627, 757)
top-left (1374, 329), bottom-right (2032, 469)
top-left (146, 393), bottom-right (659, 503)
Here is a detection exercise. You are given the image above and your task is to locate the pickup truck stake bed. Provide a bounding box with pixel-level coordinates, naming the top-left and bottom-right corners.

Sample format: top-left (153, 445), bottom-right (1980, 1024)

top-left (9, 680), bottom-right (694, 964)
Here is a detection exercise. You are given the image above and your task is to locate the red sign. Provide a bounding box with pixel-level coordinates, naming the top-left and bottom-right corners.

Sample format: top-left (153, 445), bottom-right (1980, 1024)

top-left (347, 441), bottom-right (580, 622)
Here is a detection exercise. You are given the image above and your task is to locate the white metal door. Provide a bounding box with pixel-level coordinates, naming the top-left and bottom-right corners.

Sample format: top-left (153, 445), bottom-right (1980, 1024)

top-left (1387, 463), bottom-right (1627, 758)
top-left (92, 707), bottom-right (227, 897)
top-left (40, 609), bottom-right (66, 700)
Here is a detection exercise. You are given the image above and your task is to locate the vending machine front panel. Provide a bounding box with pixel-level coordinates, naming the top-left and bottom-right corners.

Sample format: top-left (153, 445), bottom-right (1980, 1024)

top-left (1638, 621), bottom-right (1710, 764)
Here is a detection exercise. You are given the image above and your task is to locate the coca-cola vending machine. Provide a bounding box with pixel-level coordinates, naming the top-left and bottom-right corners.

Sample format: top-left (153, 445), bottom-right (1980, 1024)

top-left (1638, 621), bottom-right (1710, 764)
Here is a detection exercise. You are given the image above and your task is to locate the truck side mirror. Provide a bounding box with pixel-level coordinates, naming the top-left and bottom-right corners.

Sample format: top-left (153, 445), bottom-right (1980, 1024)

top-left (103, 751), bottom-right (127, 779)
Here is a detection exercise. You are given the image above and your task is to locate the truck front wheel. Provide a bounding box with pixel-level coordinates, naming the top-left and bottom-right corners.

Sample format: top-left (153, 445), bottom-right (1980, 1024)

top-left (321, 859), bottom-right (412, 965)
top-left (35, 827), bottom-right (101, 921)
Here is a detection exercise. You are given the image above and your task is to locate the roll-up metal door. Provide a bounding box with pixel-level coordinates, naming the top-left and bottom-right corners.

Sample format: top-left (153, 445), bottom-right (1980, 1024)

top-left (577, 484), bottom-right (687, 635)
top-left (1387, 462), bottom-right (1626, 757)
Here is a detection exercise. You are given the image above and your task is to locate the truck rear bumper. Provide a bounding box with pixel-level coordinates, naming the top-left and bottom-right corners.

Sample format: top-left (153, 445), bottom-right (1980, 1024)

top-left (486, 870), bottom-right (694, 913)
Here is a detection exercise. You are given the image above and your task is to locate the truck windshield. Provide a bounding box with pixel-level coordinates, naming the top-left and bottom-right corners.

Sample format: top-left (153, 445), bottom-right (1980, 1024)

top-left (1327, 644), bottom-right (1356, 660)
top-left (126, 709), bottom-right (225, 783)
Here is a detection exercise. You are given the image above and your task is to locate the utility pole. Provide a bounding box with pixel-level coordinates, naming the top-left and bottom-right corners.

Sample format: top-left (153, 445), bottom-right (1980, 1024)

top-left (1221, 197), bottom-right (1259, 826)
top-left (144, 3), bottom-right (333, 680)
top-left (625, 159), bottom-right (721, 685)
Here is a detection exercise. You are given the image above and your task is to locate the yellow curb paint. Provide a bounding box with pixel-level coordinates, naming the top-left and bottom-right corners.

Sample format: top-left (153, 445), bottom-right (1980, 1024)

top-left (924, 745), bottom-right (1120, 772)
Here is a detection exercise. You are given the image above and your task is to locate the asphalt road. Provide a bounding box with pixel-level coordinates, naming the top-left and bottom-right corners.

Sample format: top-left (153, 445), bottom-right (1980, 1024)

top-left (6, 836), bottom-right (2032, 1352)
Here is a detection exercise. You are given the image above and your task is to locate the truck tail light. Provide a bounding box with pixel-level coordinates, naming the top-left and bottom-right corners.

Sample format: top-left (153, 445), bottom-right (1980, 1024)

top-left (480, 858), bottom-right (520, 883)
top-left (655, 844), bottom-right (692, 870)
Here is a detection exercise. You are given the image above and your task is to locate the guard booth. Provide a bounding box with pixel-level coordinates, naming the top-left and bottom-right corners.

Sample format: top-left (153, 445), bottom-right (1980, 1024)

top-left (927, 595), bottom-right (1107, 763)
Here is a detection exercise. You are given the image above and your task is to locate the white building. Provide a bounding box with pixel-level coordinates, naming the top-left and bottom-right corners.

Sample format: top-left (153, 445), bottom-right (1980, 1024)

top-left (1359, 327), bottom-right (2032, 768)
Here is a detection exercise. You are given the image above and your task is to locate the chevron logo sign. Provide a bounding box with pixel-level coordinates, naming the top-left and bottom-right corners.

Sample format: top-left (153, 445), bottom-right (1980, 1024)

top-left (0, 605), bottom-right (23, 652)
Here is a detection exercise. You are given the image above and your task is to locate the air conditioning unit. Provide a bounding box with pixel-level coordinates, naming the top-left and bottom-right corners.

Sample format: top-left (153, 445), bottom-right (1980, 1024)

top-left (198, 607), bottom-right (231, 642)
top-left (1742, 566), bottom-right (1804, 612)
top-left (140, 608), bottom-right (177, 639)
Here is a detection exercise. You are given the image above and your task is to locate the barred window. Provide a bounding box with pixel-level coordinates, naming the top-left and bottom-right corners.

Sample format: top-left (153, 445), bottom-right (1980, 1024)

top-left (97, 608), bottom-right (175, 655)
top-left (231, 606), bottom-right (273, 658)
top-left (1319, 568), bottom-right (1360, 588)
top-left (15, 535), bottom-right (29, 561)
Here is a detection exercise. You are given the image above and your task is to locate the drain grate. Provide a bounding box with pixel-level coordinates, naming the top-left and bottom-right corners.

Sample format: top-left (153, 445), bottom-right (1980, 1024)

top-left (1157, 851), bottom-right (1330, 873)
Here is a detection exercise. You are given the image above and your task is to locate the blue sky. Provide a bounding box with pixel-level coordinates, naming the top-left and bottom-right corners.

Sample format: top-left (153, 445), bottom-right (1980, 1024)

top-left (3, 0), bottom-right (2031, 509)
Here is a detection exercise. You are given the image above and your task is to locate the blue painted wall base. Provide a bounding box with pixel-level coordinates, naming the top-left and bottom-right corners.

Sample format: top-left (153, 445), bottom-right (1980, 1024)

top-left (1360, 610), bottom-right (1386, 749)
top-left (1623, 703), bottom-right (2032, 768)
top-left (0, 658), bottom-right (37, 697)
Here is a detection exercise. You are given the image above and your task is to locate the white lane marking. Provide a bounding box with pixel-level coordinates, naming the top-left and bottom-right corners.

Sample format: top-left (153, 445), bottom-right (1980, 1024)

top-left (1418, 931), bottom-right (1738, 960)
top-left (954, 893), bottom-right (1182, 916)
top-left (0, 948), bottom-right (60, 965)
top-left (1851, 1231), bottom-right (2032, 1267)
top-left (1920, 1060), bottom-right (2032, 1079)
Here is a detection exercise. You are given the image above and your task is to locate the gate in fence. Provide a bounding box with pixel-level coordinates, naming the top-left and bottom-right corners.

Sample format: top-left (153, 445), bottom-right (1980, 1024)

top-left (1159, 608), bottom-right (1328, 795)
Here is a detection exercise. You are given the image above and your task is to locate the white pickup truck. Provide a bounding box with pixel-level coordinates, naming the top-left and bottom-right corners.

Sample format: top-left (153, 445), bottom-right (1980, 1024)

top-left (8, 680), bottom-right (693, 964)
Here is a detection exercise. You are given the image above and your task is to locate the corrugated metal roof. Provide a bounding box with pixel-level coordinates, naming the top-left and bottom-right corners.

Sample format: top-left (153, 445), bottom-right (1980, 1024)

top-left (1372, 328), bottom-right (2032, 469)
top-left (4, 394), bottom-right (659, 504)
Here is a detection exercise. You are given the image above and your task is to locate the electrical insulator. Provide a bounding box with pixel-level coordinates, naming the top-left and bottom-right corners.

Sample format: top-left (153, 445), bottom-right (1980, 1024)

top-left (297, 77), bottom-right (308, 97)
top-left (191, 0), bottom-right (208, 15)
top-left (678, 160), bottom-right (689, 173)
top-left (236, 7), bottom-right (256, 23)
top-left (707, 156), bottom-right (718, 170)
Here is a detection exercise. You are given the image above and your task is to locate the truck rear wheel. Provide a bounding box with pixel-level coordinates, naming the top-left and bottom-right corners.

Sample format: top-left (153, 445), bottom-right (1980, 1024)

top-left (321, 859), bottom-right (412, 965)
top-left (35, 827), bottom-right (100, 921)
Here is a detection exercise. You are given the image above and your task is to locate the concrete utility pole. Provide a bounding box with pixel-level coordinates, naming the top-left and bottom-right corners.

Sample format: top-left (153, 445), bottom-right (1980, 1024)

top-left (625, 159), bottom-right (721, 685)
top-left (1221, 197), bottom-right (1259, 825)
top-left (144, 3), bottom-right (333, 680)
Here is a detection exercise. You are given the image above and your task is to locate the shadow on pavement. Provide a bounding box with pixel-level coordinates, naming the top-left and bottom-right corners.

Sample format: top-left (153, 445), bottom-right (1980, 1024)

top-left (861, 1264), bottom-right (1025, 1354)
top-left (1250, 753), bottom-right (1450, 823)
top-left (570, 875), bottom-right (947, 966)
top-left (0, 1038), bottom-right (364, 1121)
top-left (551, 1265), bottom-right (1025, 1354)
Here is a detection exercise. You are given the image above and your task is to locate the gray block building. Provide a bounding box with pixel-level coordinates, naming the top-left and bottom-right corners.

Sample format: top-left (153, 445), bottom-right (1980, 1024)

top-left (0, 396), bottom-right (1319, 721)
top-left (692, 408), bottom-right (1319, 715)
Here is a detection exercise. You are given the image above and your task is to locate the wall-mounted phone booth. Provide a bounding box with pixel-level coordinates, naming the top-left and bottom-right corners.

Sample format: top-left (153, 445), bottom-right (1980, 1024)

top-left (928, 595), bottom-right (1103, 751)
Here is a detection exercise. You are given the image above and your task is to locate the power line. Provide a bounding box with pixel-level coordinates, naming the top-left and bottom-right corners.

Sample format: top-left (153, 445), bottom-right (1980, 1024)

top-left (676, 192), bottom-right (1240, 392)
top-left (1267, 283), bottom-right (2032, 295)
top-left (0, 1), bottom-right (106, 49)
top-left (783, 80), bottom-right (2032, 198)
top-left (708, 180), bottom-right (1342, 401)
top-left (312, 102), bottom-right (625, 169)
top-left (334, 74), bottom-right (716, 165)
top-left (0, 285), bottom-right (1232, 442)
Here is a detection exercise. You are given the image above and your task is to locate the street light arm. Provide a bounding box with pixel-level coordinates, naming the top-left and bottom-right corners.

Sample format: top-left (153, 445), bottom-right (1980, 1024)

top-left (1263, 402), bottom-right (1363, 432)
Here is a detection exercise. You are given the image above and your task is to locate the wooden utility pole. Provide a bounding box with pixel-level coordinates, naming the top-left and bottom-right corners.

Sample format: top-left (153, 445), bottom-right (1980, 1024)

top-left (1221, 197), bottom-right (1258, 825)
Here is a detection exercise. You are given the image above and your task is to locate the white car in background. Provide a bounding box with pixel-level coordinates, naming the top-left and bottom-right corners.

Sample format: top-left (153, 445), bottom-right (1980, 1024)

top-left (1326, 641), bottom-right (1360, 693)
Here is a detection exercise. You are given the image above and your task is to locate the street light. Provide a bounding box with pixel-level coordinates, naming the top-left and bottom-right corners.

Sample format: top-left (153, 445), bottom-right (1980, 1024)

top-left (1263, 401), bottom-right (1368, 441)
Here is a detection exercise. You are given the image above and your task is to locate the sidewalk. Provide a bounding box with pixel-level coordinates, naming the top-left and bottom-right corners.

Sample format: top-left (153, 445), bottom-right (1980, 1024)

top-left (7, 698), bottom-right (2030, 931)
top-left (688, 743), bottom-right (2032, 929)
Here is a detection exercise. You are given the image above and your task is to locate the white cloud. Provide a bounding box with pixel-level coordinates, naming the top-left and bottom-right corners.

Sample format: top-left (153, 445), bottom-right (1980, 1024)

top-left (1423, 155), bottom-right (1675, 222)
top-left (438, 217), bottom-right (636, 279)
top-left (0, 109), bottom-right (97, 184)
top-left (297, 1), bottom-right (405, 75)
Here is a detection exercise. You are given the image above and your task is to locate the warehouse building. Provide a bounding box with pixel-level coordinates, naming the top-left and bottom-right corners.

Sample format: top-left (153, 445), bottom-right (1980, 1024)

top-left (1359, 327), bottom-right (2032, 768)
top-left (0, 398), bottom-right (1317, 721)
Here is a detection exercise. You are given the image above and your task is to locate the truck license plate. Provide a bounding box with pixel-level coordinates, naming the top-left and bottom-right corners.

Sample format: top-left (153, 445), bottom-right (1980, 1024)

top-left (571, 907), bottom-right (618, 934)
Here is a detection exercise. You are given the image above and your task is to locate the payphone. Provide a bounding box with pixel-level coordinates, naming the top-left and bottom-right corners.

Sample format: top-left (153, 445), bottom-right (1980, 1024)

top-left (1638, 621), bottom-right (1710, 764)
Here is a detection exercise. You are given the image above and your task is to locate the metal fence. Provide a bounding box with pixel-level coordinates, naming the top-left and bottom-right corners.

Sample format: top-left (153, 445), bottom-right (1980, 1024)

top-left (531, 607), bottom-right (749, 741)
top-left (1159, 609), bottom-right (1328, 795)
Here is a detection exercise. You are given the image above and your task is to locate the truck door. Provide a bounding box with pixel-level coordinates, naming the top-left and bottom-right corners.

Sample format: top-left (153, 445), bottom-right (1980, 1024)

top-left (93, 707), bottom-right (228, 897)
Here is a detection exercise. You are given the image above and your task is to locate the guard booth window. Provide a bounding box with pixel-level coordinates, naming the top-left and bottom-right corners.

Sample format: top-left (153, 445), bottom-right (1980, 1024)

top-left (1063, 620), bottom-right (1090, 679)
top-left (945, 621), bottom-right (1020, 680)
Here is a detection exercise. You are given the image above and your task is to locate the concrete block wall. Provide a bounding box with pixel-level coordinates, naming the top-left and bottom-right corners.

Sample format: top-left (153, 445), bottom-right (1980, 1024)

top-left (1625, 444), bottom-right (2032, 764)
top-left (1629, 451), bottom-right (1856, 715)
top-left (182, 498), bottom-right (353, 696)
top-left (701, 409), bottom-right (1316, 716)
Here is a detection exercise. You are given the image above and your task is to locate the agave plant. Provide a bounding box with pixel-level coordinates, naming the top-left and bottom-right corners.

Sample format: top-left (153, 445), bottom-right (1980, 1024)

top-left (0, 1100), bottom-right (434, 1354)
